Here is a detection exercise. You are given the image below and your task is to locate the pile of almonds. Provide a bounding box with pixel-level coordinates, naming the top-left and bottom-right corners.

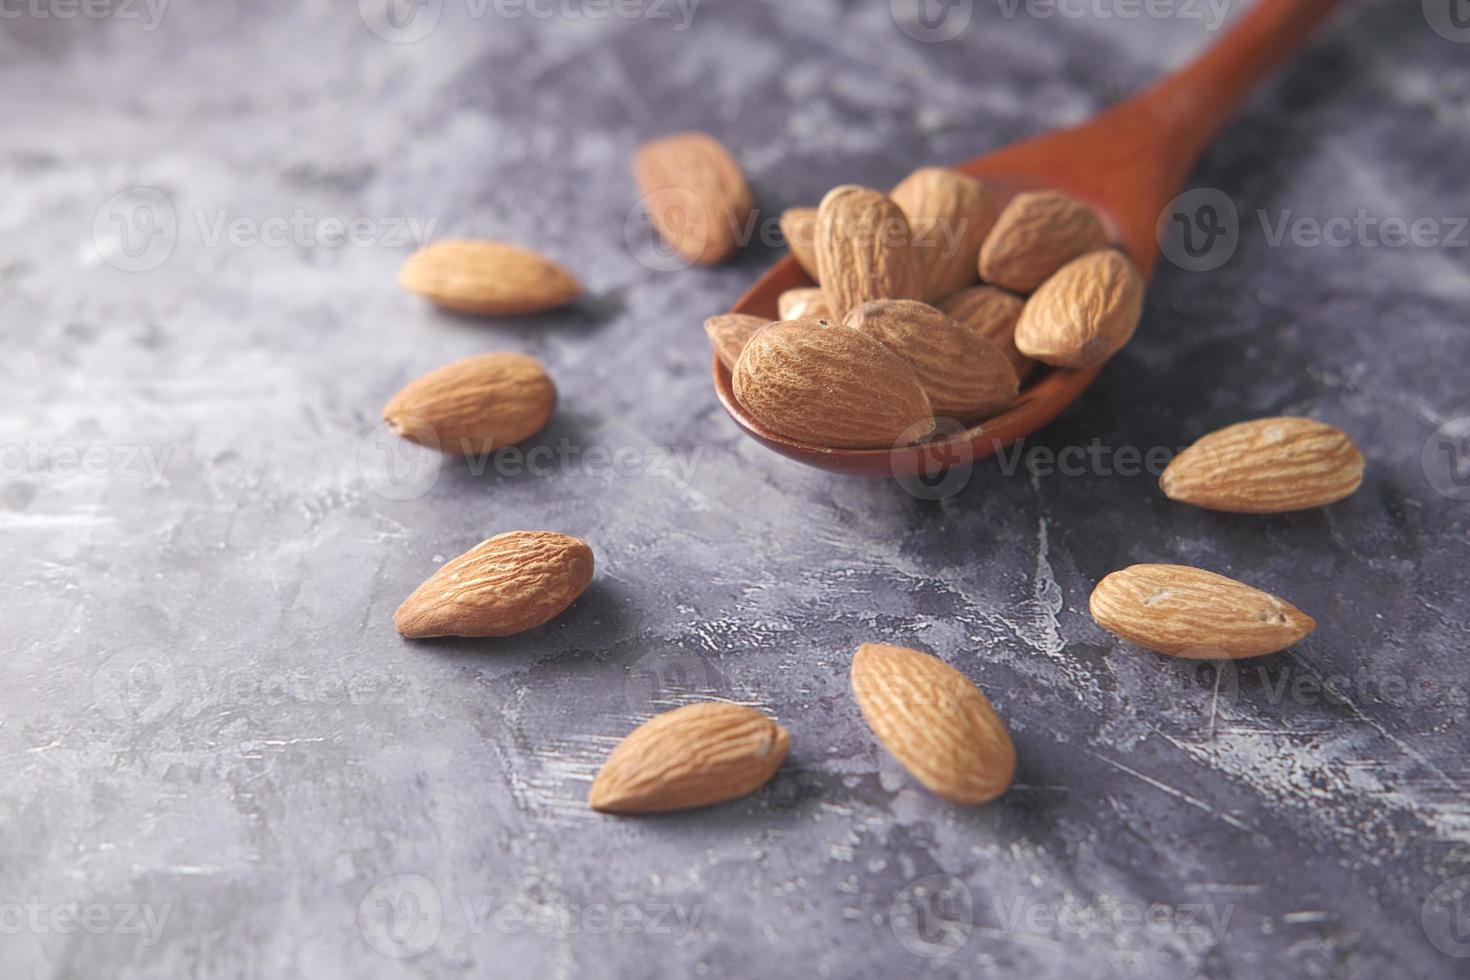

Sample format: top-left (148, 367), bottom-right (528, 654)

top-left (374, 130), bottom-right (1367, 817)
top-left (709, 169), bottom-right (1145, 450)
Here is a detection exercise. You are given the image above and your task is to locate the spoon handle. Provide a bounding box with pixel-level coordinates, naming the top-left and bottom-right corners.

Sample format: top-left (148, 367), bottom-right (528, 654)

top-left (1126, 0), bottom-right (1347, 189)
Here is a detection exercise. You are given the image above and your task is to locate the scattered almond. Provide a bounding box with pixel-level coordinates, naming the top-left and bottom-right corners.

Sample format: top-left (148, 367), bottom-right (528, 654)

top-left (890, 168), bottom-right (997, 301)
top-left (383, 352), bottom-right (556, 454)
top-left (850, 643), bottom-right (1015, 805)
top-left (815, 185), bottom-right (923, 321)
top-left (778, 287), bottom-right (831, 321)
top-left (633, 131), bottom-right (752, 266)
top-left (1089, 563), bottom-right (1316, 659)
top-left (704, 313), bottom-right (770, 372)
top-left (1014, 249), bottom-right (1144, 369)
top-left (780, 207), bottom-right (819, 280)
top-left (395, 531), bottom-right (594, 639)
top-left (589, 702), bottom-right (790, 814)
top-left (1161, 417), bottom-right (1364, 513)
top-left (843, 299), bottom-right (1018, 419)
top-left (978, 190), bottom-right (1110, 293)
top-left (399, 240), bottom-right (581, 315)
top-left (734, 317), bottom-right (934, 449)
top-left (937, 286), bottom-right (1035, 383)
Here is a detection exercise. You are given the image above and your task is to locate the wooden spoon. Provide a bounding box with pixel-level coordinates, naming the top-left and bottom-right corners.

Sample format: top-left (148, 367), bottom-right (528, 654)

top-left (713, 0), bottom-right (1344, 477)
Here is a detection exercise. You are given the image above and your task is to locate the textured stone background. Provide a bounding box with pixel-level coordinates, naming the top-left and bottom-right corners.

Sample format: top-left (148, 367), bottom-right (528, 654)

top-left (3, 0), bottom-right (1470, 977)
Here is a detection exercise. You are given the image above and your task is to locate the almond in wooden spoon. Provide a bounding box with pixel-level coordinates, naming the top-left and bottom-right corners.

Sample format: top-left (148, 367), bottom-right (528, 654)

top-left (780, 207), bottom-right (819, 280)
top-left (589, 702), bottom-right (790, 814)
top-left (634, 132), bottom-right (752, 266)
top-left (384, 352), bottom-right (555, 455)
top-left (843, 299), bottom-right (1018, 419)
top-left (399, 240), bottom-right (581, 315)
top-left (937, 285), bottom-right (1034, 383)
top-left (850, 643), bottom-right (1015, 805)
top-left (978, 190), bottom-right (1109, 293)
top-left (1089, 564), bottom-right (1315, 659)
top-left (1014, 249), bottom-right (1144, 369)
top-left (778, 287), bottom-right (831, 320)
top-left (1160, 417), bottom-right (1364, 513)
top-left (395, 531), bottom-right (594, 639)
top-left (733, 317), bottom-right (934, 449)
top-left (815, 185), bottom-right (923, 320)
top-left (890, 167), bottom-right (997, 301)
top-left (704, 313), bottom-right (770, 372)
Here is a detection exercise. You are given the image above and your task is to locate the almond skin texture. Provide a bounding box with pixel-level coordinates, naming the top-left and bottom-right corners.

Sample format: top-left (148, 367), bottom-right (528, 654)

top-left (399, 240), bottom-right (581, 315)
top-left (937, 286), bottom-right (1035, 383)
top-left (1015, 249), bottom-right (1144, 369)
top-left (978, 190), bottom-right (1110, 293)
top-left (383, 353), bottom-right (555, 455)
top-left (589, 703), bottom-right (790, 814)
top-left (890, 168), bottom-right (997, 301)
top-left (843, 299), bottom-right (1018, 419)
top-left (778, 287), bottom-right (831, 321)
top-left (1161, 417), bottom-right (1365, 513)
top-left (850, 644), bottom-right (1015, 805)
top-left (733, 318), bottom-right (934, 449)
top-left (815, 185), bottom-right (923, 320)
top-left (633, 132), bottom-right (752, 266)
top-left (395, 531), bottom-right (594, 639)
top-left (704, 314), bottom-right (770, 372)
top-left (780, 207), bottom-right (819, 280)
top-left (1089, 564), bottom-right (1316, 659)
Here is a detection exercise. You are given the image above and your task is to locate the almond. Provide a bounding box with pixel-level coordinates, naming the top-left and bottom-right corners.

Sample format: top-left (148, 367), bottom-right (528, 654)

top-left (780, 207), bottom-right (819, 280)
top-left (589, 702), bottom-right (790, 814)
top-left (937, 286), bottom-right (1035, 383)
top-left (383, 353), bottom-right (555, 455)
top-left (704, 313), bottom-right (770, 372)
top-left (843, 299), bottom-right (1018, 419)
top-left (1161, 417), bottom-right (1364, 512)
top-left (633, 132), bottom-right (752, 266)
top-left (733, 318), bottom-right (934, 449)
top-left (979, 190), bottom-right (1109, 293)
top-left (1089, 564), bottom-right (1316, 659)
top-left (890, 168), bottom-right (997, 301)
top-left (1014, 249), bottom-right (1144, 369)
top-left (815, 185), bottom-right (923, 321)
top-left (399, 240), bottom-right (581, 315)
top-left (777, 287), bottom-right (831, 320)
top-left (850, 643), bottom-right (1015, 805)
top-left (395, 531), bottom-right (594, 639)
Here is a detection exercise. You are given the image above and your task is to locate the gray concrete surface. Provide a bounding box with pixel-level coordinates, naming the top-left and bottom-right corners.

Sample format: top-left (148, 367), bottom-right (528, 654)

top-left (3, 0), bottom-right (1470, 977)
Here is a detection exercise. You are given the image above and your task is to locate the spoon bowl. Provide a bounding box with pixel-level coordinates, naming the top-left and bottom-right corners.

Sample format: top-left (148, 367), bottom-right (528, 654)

top-left (713, 0), bottom-right (1343, 477)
